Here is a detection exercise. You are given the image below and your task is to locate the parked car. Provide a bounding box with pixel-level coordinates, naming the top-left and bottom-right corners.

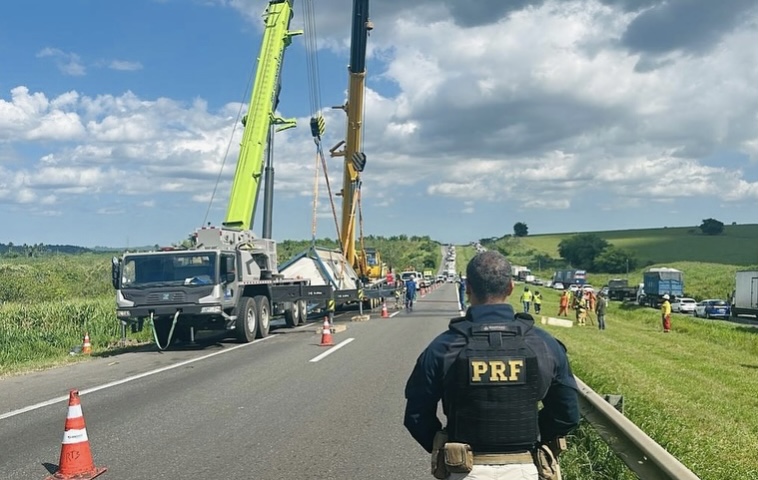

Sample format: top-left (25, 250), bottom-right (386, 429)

top-left (671, 297), bottom-right (696, 314)
top-left (694, 299), bottom-right (731, 319)
top-left (568, 284), bottom-right (580, 293)
top-left (581, 284), bottom-right (595, 293)
top-left (552, 282), bottom-right (564, 290)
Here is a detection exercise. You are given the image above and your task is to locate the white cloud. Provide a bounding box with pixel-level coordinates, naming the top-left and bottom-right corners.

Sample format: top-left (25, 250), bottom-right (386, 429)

top-left (36, 47), bottom-right (86, 76)
top-left (109, 60), bottom-right (143, 71)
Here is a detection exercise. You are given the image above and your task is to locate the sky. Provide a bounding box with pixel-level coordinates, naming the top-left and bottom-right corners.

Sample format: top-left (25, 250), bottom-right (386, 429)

top-left (1, 0), bottom-right (757, 248)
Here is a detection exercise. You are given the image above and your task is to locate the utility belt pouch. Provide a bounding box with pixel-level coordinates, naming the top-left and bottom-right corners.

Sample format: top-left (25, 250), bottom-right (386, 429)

top-left (431, 431), bottom-right (449, 479)
top-left (533, 444), bottom-right (560, 480)
top-left (443, 443), bottom-right (473, 474)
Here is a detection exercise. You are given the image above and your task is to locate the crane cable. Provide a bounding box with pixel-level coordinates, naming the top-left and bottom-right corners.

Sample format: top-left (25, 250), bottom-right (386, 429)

top-left (301, 0), bottom-right (348, 285)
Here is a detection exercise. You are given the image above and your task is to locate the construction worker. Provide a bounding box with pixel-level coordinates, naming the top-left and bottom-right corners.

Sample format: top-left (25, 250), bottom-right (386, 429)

top-left (405, 275), bottom-right (417, 312)
top-left (520, 287), bottom-right (533, 313)
top-left (533, 290), bottom-right (542, 314)
top-left (558, 290), bottom-right (569, 317)
top-left (457, 276), bottom-right (467, 312)
top-left (661, 294), bottom-right (672, 333)
top-left (403, 251), bottom-right (579, 480)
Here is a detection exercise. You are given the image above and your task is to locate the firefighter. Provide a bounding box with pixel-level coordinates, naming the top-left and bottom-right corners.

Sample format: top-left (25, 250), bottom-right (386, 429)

top-left (575, 295), bottom-right (587, 326)
top-left (661, 294), bottom-right (672, 333)
top-left (403, 251), bottom-right (580, 480)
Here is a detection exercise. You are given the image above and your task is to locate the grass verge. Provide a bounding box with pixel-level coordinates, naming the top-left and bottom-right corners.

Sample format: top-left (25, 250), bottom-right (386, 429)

top-left (534, 287), bottom-right (758, 479)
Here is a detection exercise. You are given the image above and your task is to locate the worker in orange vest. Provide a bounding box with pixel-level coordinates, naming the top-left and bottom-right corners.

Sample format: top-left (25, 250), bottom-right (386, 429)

top-left (558, 290), bottom-right (570, 316)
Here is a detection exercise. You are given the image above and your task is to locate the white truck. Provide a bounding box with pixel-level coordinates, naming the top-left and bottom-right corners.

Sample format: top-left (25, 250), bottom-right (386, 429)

top-left (731, 270), bottom-right (758, 318)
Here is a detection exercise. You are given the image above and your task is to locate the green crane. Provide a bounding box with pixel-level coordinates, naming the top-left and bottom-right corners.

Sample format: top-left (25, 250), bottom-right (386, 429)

top-left (223, 0), bottom-right (302, 231)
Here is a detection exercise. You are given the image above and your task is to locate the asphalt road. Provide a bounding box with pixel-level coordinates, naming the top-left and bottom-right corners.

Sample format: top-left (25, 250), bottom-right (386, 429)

top-left (0, 283), bottom-right (461, 479)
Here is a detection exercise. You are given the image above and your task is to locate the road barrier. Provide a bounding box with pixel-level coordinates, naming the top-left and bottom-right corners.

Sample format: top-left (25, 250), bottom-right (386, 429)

top-left (576, 377), bottom-right (700, 480)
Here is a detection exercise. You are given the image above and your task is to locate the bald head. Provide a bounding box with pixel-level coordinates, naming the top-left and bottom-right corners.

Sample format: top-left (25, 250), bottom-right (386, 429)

top-left (465, 251), bottom-right (514, 304)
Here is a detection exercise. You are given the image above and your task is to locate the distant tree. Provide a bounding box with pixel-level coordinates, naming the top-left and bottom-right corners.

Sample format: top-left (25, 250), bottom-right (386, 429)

top-left (593, 246), bottom-right (638, 273)
top-left (699, 218), bottom-right (724, 235)
top-left (557, 234), bottom-right (609, 270)
top-left (513, 222), bottom-right (528, 237)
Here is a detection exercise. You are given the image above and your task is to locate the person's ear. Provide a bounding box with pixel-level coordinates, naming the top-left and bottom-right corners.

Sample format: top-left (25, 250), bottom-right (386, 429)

top-left (505, 280), bottom-right (514, 296)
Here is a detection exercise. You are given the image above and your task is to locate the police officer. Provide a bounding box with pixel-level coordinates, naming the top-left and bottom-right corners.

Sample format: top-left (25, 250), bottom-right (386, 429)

top-left (403, 251), bottom-right (579, 479)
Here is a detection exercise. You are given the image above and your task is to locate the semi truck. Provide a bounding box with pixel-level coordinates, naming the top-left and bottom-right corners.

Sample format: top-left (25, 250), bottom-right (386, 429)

top-left (637, 267), bottom-right (684, 308)
top-left (552, 269), bottom-right (587, 286)
top-left (731, 270), bottom-right (758, 318)
top-left (111, 0), bottom-right (394, 349)
top-left (605, 278), bottom-right (638, 301)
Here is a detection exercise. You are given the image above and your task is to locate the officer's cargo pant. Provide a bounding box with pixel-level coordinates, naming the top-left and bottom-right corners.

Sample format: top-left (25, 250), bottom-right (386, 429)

top-left (447, 463), bottom-right (539, 480)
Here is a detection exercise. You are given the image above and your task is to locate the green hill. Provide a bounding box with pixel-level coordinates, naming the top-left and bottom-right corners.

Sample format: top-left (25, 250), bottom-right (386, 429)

top-left (499, 223), bottom-right (758, 267)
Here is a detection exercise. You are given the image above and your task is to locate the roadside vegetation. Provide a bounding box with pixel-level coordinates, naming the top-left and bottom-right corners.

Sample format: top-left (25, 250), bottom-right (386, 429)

top-left (2, 225), bottom-right (757, 478)
top-left (535, 287), bottom-right (758, 480)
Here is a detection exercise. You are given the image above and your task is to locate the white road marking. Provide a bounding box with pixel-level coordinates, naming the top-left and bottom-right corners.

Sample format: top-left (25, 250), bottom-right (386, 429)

top-left (390, 311), bottom-right (400, 318)
top-left (309, 338), bottom-right (354, 363)
top-left (0, 335), bottom-right (277, 421)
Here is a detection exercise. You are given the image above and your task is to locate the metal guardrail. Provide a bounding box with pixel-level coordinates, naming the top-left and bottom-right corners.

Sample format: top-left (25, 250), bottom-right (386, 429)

top-left (576, 377), bottom-right (701, 480)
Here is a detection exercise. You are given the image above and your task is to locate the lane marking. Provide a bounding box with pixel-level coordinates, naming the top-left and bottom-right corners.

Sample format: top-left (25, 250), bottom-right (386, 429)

top-left (390, 311), bottom-right (400, 318)
top-left (309, 338), bottom-right (354, 363)
top-left (0, 335), bottom-right (278, 421)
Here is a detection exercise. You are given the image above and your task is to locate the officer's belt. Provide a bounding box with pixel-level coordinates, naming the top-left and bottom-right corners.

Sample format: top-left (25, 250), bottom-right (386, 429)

top-left (472, 452), bottom-right (534, 465)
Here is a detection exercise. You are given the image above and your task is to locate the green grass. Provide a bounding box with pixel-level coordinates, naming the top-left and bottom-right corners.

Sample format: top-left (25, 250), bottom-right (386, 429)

top-left (532, 287), bottom-right (758, 480)
top-left (520, 224), bottom-right (758, 266)
top-left (0, 297), bottom-right (152, 377)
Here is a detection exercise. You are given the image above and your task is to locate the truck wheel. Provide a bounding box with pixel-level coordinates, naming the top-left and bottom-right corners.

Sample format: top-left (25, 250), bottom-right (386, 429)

top-left (255, 295), bottom-right (271, 338)
top-left (284, 302), bottom-right (299, 328)
top-left (297, 300), bottom-right (308, 325)
top-left (235, 297), bottom-right (257, 343)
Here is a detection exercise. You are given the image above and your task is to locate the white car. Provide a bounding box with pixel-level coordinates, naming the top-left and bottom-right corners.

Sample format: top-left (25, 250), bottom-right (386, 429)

top-left (552, 282), bottom-right (564, 290)
top-left (581, 284), bottom-right (595, 293)
top-left (671, 297), bottom-right (696, 314)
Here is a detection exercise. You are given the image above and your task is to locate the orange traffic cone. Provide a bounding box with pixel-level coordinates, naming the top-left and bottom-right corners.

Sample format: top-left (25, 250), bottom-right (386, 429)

top-left (319, 317), bottom-right (334, 346)
top-left (381, 301), bottom-right (389, 318)
top-left (82, 333), bottom-right (92, 355)
top-left (45, 390), bottom-right (107, 480)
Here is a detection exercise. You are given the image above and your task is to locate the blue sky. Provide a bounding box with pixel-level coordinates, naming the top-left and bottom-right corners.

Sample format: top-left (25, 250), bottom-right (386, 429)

top-left (1, 0), bottom-right (757, 249)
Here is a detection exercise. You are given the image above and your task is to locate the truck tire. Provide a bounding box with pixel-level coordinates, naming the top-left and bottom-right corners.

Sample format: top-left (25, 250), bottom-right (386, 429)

top-left (255, 295), bottom-right (271, 338)
top-left (284, 302), bottom-right (299, 328)
top-left (235, 297), bottom-right (258, 343)
top-left (297, 299), bottom-right (308, 325)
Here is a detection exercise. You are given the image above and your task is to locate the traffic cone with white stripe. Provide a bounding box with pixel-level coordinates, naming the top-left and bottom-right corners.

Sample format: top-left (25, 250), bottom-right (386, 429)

top-left (318, 317), bottom-right (334, 346)
top-left (381, 301), bottom-right (389, 318)
top-left (45, 390), bottom-right (106, 480)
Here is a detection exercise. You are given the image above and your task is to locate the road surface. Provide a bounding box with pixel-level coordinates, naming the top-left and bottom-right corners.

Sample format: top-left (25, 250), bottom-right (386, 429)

top-left (0, 283), bottom-right (460, 479)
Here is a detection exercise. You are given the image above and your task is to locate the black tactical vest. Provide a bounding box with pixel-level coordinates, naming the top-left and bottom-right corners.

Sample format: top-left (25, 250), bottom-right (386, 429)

top-left (443, 320), bottom-right (541, 452)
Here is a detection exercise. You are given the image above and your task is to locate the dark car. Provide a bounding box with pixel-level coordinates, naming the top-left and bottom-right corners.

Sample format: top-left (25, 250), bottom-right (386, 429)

top-left (694, 299), bottom-right (731, 319)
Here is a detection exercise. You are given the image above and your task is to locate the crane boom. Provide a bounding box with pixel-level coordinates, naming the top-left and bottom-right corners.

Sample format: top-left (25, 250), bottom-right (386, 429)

top-left (224, 0), bottom-right (302, 231)
top-left (332, 0), bottom-right (372, 274)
